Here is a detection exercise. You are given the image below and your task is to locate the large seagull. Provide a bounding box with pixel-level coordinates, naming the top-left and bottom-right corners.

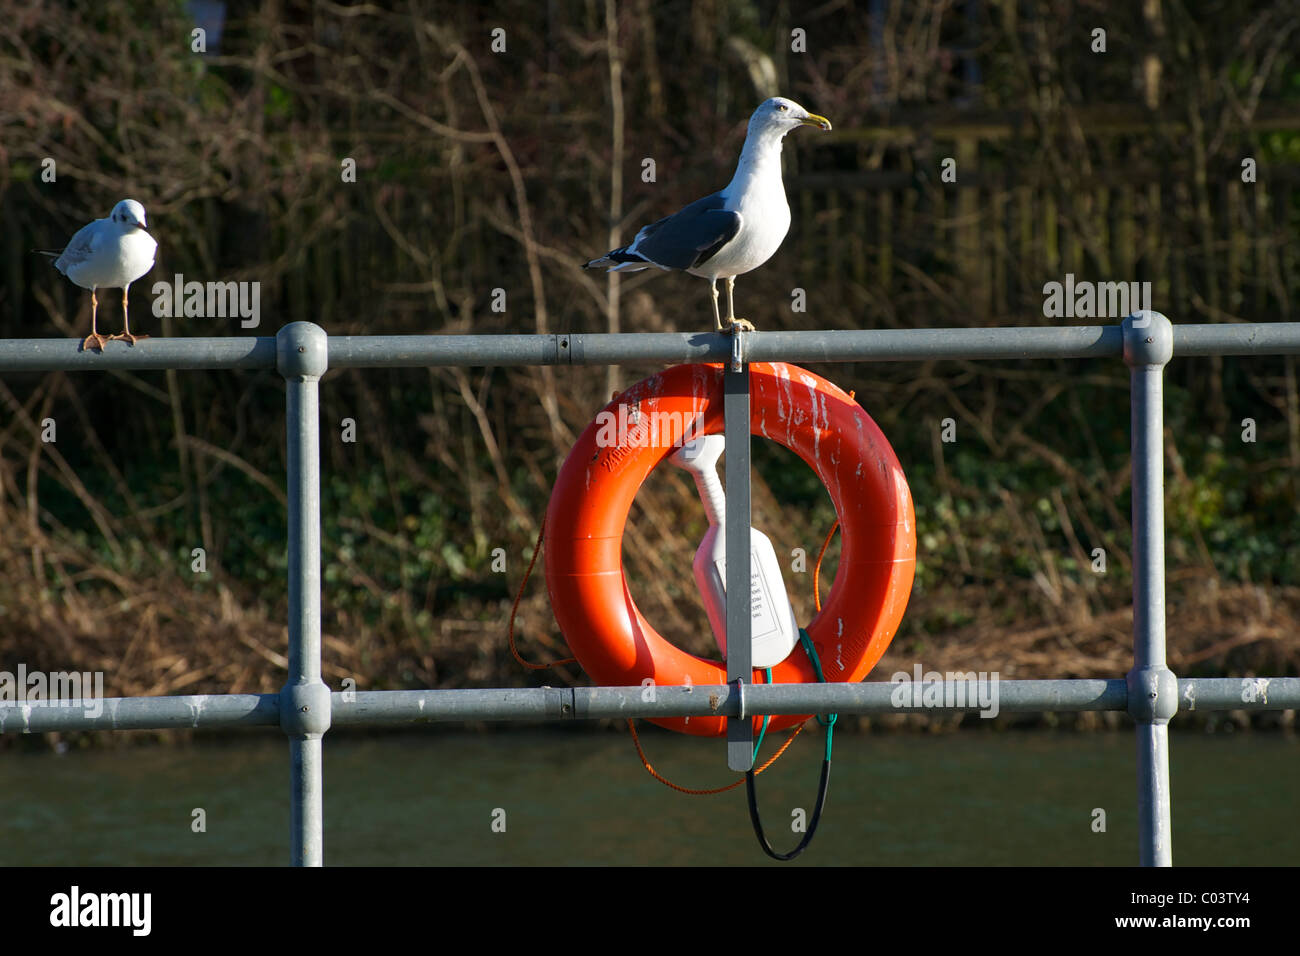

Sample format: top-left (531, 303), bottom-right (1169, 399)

top-left (584, 97), bottom-right (831, 333)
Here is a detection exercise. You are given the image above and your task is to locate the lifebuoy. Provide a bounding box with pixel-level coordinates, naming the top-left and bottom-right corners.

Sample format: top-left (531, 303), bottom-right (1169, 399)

top-left (545, 362), bottom-right (915, 736)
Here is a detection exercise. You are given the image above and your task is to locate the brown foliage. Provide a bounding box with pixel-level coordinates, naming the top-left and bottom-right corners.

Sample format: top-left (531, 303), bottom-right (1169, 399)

top-left (1, 1), bottom-right (1298, 736)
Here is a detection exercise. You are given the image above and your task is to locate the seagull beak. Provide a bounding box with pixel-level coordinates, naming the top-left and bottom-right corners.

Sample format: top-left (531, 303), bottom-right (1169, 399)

top-left (801, 113), bottom-right (832, 131)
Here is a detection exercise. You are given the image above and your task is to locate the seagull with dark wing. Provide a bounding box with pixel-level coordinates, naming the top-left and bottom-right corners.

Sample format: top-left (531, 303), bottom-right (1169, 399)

top-left (584, 97), bottom-right (831, 333)
top-left (40, 199), bottom-right (157, 352)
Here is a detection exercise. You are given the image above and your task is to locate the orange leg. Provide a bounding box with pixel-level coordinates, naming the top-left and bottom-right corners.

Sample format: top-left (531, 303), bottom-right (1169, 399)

top-left (110, 285), bottom-right (149, 345)
top-left (80, 288), bottom-right (109, 352)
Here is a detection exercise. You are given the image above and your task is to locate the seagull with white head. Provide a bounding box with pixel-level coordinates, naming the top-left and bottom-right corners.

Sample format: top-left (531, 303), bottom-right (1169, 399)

top-left (584, 97), bottom-right (831, 333)
top-left (42, 199), bottom-right (157, 352)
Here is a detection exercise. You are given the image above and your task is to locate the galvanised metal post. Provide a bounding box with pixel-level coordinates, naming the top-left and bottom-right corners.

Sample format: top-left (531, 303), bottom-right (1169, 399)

top-left (276, 322), bottom-right (332, 866)
top-left (724, 331), bottom-right (754, 771)
top-left (1122, 312), bottom-right (1178, 867)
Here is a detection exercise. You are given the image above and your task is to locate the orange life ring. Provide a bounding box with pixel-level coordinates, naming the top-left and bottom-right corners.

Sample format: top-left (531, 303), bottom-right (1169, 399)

top-left (545, 362), bottom-right (915, 736)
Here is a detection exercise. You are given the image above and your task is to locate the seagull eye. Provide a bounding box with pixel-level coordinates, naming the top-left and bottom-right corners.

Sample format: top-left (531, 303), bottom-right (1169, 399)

top-left (776, 104), bottom-right (788, 111)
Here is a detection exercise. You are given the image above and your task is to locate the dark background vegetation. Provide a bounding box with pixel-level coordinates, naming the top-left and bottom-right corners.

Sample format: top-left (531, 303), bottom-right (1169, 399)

top-left (0, 0), bottom-right (1297, 737)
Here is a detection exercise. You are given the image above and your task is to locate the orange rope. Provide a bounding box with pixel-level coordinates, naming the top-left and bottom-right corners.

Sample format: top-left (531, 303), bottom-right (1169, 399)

top-left (507, 514), bottom-right (577, 670)
top-left (627, 718), bottom-right (805, 794)
top-left (812, 518), bottom-right (840, 614)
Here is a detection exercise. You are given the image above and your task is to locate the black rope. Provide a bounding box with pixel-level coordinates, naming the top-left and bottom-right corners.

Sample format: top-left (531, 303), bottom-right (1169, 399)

top-left (745, 629), bottom-right (837, 860)
top-left (745, 755), bottom-right (831, 861)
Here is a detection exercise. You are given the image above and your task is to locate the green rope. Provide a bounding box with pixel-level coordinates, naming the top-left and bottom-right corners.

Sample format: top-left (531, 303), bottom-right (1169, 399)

top-left (798, 628), bottom-right (837, 760)
top-left (751, 633), bottom-right (837, 762)
top-left (751, 667), bottom-right (772, 762)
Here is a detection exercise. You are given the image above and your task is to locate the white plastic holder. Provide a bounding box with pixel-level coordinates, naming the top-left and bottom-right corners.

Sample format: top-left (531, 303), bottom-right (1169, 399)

top-left (668, 435), bottom-right (800, 668)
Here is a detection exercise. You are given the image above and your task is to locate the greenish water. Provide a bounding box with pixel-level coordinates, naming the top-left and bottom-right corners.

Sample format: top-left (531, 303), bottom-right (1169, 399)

top-left (2, 729), bottom-right (1295, 865)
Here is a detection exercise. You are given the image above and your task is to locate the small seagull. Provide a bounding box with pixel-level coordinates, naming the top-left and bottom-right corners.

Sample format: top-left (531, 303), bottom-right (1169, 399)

top-left (584, 97), bottom-right (831, 333)
top-left (40, 199), bottom-right (158, 352)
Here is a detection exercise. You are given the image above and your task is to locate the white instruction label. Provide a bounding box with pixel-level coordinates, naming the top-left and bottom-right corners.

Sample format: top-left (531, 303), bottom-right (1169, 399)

top-left (713, 548), bottom-right (782, 643)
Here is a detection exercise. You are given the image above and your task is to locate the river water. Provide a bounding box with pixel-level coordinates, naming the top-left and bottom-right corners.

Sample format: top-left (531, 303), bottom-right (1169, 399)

top-left (3, 728), bottom-right (1295, 865)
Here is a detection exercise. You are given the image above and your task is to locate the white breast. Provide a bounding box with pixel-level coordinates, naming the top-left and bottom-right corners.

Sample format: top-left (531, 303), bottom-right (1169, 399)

top-left (69, 229), bottom-right (157, 290)
top-left (689, 164), bottom-right (791, 280)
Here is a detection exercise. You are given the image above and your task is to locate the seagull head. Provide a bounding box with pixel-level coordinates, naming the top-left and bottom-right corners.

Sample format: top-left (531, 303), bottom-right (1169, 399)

top-left (110, 199), bottom-right (149, 231)
top-left (750, 97), bottom-right (833, 138)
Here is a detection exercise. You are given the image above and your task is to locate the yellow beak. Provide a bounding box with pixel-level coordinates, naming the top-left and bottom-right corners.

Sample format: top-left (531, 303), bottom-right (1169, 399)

top-left (801, 113), bottom-right (832, 131)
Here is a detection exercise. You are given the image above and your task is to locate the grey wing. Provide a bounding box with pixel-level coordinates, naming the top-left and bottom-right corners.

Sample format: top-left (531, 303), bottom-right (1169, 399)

top-left (52, 221), bottom-right (102, 275)
top-left (627, 193), bottom-right (742, 270)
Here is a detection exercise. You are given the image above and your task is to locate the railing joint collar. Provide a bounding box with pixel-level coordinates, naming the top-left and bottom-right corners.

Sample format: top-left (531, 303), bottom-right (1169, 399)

top-left (1122, 311), bottom-right (1174, 367)
top-left (276, 322), bottom-right (329, 380)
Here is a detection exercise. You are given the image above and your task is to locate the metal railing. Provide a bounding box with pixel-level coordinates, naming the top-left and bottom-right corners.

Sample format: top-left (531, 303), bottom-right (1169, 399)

top-left (2, 314), bottom-right (1299, 867)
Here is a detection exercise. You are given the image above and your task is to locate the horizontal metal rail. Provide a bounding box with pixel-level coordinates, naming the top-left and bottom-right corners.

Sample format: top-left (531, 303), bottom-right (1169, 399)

top-left (3, 678), bottom-right (1298, 733)
top-left (2, 322), bottom-right (1299, 372)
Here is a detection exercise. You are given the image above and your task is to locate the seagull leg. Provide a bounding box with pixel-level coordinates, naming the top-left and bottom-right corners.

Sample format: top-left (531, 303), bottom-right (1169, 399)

top-left (709, 279), bottom-right (723, 332)
top-left (109, 284), bottom-right (149, 345)
top-left (724, 276), bottom-right (755, 333)
top-left (80, 287), bottom-right (109, 352)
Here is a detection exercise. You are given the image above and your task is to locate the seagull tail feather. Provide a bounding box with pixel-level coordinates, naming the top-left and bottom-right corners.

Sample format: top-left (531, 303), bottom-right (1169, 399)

top-left (583, 247), bottom-right (651, 272)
